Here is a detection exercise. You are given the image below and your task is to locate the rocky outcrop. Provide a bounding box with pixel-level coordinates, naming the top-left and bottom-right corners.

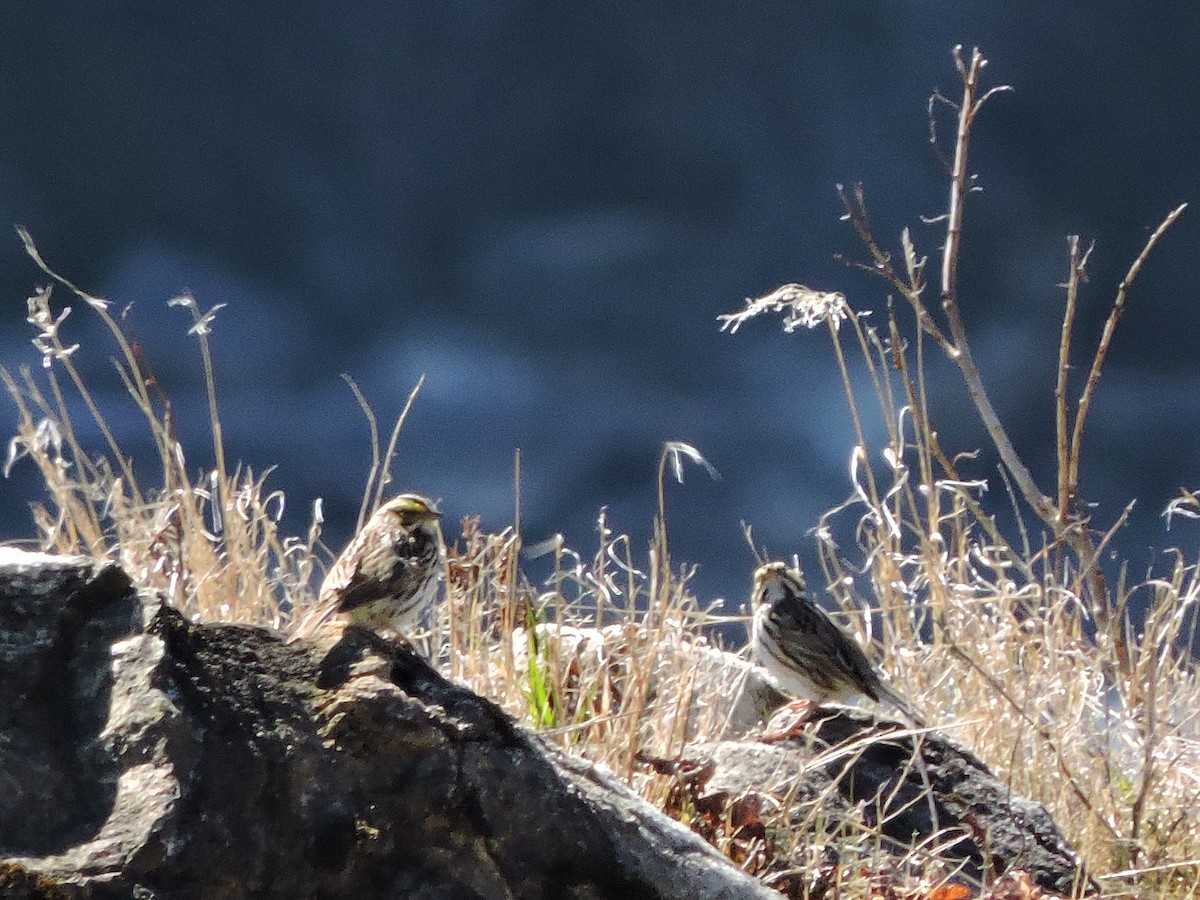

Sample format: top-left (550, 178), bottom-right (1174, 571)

top-left (0, 550), bottom-right (774, 899)
top-left (509, 621), bottom-right (1096, 895)
top-left (685, 715), bottom-right (1097, 897)
top-left (0, 550), bottom-right (1094, 898)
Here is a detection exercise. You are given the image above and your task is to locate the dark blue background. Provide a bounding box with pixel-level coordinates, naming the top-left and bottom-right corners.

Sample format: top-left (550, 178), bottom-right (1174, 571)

top-left (2, 4), bottom-right (1197, 611)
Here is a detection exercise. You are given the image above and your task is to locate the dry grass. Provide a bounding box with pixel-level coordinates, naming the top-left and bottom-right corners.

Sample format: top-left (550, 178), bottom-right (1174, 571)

top-left (722, 280), bottom-right (1200, 897)
top-left (5, 47), bottom-right (1200, 899)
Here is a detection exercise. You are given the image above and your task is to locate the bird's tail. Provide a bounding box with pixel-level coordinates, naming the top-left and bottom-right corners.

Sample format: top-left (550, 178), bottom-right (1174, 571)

top-left (877, 680), bottom-right (926, 729)
top-left (286, 598), bottom-right (341, 645)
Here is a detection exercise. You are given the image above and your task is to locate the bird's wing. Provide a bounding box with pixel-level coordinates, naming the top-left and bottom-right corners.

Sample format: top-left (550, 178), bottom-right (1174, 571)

top-left (323, 531), bottom-right (398, 613)
top-left (326, 525), bottom-right (440, 613)
top-left (287, 526), bottom-right (385, 642)
top-left (768, 587), bottom-right (883, 698)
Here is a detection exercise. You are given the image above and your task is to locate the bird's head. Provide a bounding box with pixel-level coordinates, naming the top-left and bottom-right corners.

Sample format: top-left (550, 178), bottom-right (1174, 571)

top-left (751, 560), bottom-right (807, 611)
top-left (378, 493), bottom-right (443, 536)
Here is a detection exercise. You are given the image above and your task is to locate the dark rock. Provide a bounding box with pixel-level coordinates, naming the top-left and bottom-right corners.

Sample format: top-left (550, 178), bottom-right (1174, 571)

top-left (0, 550), bottom-right (774, 899)
top-left (694, 710), bottom-right (1098, 896)
top-left (0, 551), bottom-right (146, 858)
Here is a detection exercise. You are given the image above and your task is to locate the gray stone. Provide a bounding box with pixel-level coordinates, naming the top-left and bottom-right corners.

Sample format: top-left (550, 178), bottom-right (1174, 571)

top-left (693, 709), bottom-right (1098, 896)
top-left (0, 550), bottom-right (774, 899)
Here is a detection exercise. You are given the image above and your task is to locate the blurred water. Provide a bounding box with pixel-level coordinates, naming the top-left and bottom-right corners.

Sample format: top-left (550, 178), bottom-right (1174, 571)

top-left (1, 3), bottom-right (1198, 612)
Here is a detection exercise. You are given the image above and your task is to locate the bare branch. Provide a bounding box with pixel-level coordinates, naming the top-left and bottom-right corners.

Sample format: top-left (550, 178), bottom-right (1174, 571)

top-left (1056, 236), bottom-right (1093, 518)
top-left (1070, 203), bottom-right (1187, 477)
top-left (926, 89), bottom-right (956, 176)
top-left (934, 49), bottom-right (1053, 528)
top-left (836, 185), bottom-right (954, 353)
